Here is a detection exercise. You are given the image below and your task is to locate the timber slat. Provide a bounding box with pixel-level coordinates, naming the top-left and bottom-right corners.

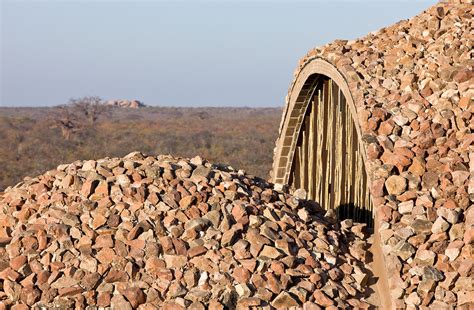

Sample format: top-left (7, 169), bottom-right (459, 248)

top-left (288, 77), bottom-right (373, 226)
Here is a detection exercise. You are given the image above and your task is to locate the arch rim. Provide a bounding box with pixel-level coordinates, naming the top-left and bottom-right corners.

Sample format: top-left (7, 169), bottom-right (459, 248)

top-left (272, 57), bottom-right (393, 310)
top-left (272, 57), bottom-right (367, 186)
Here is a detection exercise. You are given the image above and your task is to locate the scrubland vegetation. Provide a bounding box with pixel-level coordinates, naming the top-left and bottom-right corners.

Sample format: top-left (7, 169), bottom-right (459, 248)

top-left (0, 105), bottom-right (281, 191)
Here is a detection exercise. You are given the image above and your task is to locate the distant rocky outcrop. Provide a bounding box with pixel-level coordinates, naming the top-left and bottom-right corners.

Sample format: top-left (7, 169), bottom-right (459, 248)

top-left (105, 99), bottom-right (146, 109)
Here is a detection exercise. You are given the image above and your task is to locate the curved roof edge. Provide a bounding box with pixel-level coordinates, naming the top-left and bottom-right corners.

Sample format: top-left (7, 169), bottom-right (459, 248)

top-left (273, 1), bottom-right (473, 308)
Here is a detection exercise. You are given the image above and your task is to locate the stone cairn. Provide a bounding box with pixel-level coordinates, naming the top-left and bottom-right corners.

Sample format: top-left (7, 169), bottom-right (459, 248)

top-left (0, 152), bottom-right (371, 309)
top-left (281, 0), bottom-right (472, 308)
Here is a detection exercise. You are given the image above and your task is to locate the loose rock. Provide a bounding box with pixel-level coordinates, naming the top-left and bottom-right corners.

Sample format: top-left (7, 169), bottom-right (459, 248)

top-left (0, 153), bottom-right (373, 308)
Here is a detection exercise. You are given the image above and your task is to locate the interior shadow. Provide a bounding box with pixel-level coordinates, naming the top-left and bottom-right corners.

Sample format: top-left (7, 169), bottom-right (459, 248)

top-left (335, 203), bottom-right (374, 230)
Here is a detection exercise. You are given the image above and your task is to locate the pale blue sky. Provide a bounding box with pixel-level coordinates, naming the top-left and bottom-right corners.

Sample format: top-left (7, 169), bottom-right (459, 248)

top-left (1, 0), bottom-right (436, 107)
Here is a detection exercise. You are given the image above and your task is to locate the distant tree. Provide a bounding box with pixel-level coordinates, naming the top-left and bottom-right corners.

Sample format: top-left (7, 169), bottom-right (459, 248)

top-left (195, 111), bottom-right (210, 120)
top-left (51, 106), bottom-right (79, 140)
top-left (70, 96), bottom-right (107, 125)
top-left (50, 96), bottom-right (107, 140)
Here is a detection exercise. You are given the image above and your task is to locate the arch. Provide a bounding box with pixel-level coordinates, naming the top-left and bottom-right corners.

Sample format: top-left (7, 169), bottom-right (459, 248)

top-left (272, 57), bottom-right (391, 309)
top-left (273, 58), bottom-right (366, 185)
top-left (273, 58), bottom-right (372, 220)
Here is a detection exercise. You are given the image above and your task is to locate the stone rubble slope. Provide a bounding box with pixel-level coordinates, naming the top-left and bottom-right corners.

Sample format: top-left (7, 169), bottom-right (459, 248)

top-left (280, 1), bottom-right (473, 308)
top-left (0, 152), bottom-right (372, 309)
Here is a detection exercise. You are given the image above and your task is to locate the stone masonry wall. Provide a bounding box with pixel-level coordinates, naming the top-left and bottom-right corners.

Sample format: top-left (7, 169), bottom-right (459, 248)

top-left (278, 0), bottom-right (473, 308)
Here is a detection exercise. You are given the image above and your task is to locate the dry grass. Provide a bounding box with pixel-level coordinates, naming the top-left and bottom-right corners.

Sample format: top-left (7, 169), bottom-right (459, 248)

top-left (0, 106), bottom-right (281, 191)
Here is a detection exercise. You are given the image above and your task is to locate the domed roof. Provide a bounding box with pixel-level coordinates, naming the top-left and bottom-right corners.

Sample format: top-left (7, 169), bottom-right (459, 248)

top-left (274, 1), bottom-right (472, 308)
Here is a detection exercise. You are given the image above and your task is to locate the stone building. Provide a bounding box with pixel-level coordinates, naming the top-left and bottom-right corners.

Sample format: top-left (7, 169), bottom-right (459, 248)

top-left (272, 0), bottom-right (472, 308)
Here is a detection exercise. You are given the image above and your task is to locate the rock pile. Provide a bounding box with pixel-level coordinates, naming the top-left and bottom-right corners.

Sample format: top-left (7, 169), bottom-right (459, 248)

top-left (281, 0), bottom-right (473, 308)
top-left (105, 100), bottom-right (145, 109)
top-left (0, 152), bottom-right (372, 309)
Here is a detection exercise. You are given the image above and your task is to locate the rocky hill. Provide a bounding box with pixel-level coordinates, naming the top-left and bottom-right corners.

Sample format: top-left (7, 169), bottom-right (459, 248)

top-left (105, 100), bottom-right (146, 109)
top-left (0, 152), bottom-right (373, 309)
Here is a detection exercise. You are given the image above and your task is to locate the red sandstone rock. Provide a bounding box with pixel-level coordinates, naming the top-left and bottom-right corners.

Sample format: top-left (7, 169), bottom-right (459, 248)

top-left (0, 153), bottom-right (372, 308)
top-left (122, 287), bottom-right (146, 308)
top-left (385, 175), bottom-right (407, 196)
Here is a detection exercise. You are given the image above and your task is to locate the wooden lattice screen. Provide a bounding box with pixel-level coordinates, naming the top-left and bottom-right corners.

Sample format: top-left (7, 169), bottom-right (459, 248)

top-left (288, 78), bottom-right (373, 226)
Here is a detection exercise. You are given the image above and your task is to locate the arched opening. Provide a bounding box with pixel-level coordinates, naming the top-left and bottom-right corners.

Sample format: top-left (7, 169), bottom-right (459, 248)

top-left (272, 59), bottom-right (373, 227)
top-left (288, 76), bottom-right (372, 226)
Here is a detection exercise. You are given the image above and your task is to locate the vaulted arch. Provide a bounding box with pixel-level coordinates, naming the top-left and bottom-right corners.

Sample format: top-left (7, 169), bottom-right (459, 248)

top-left (272, 58), bottom-right (372, 225)
top-left (272, 57), bottom-right (391, 309)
